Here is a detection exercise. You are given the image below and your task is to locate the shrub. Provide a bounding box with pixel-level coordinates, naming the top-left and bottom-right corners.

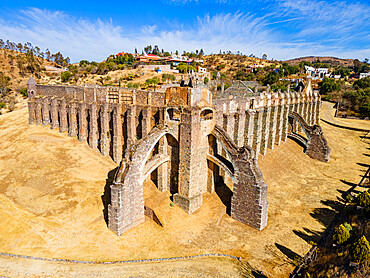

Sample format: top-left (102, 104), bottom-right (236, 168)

top-left (0, 102), bottom-right (5, 109)
top-left (20, 87), bottom-right (28, 97)
top-left (333, 224), bottom-right (351, 245)
top-left (204, 77), bottom-right (209, 84)
top-left (352, 236), bottom-right (370, 263)
top-left (61, 71), bottom-right (72, 82)
top-left (358, 190), bottom-right (370, 208)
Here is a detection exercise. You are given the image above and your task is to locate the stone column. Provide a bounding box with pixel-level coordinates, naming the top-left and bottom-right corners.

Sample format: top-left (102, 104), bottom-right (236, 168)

top-left (42, 97), bottom-right (50, 126)
top-left (315, 100), bottom-right (321, 124)
top-left (281, 104), bottom-right (290, 142)
top-left (268, 104), bottom-right (278, 150)
top-left (35, 97), bottom-right (42, 125)
top-left (28, 100), bottom-right (36, 124)
top-left (59, 99), bottom-right (68, 133)
top-left (260, 106), bottom-right (271, 155)
top-left (236, 110), bottom-right (246, 147)
top-left (252, 109), bottom-right (263, 158)
top-left (275, 103), bottom-right (285, 146)
top-left (78, 102), bottom-right (88, 142)
top-left (113, 104), bottom-right (123, 163)
top-left (226, 113), bottom-right (235, 142)
top-left (307, 99), bottom-right (313, 125)
top-left (142, 106), bottom-right (152, 138)
top-left (126, 106), bottom-right (136, 147)
top-left (174, 108), bottom-right (204, 214)
top-left (312, 101), bottom-right (318, 125)
top-left (50, 97), bottom-right (59, 129)
top-left (157, 136), bottom-right (168, 192)
top-left (68, 101), bottom-right (78, 137)
top-left (100, 102), bottom-right (110, 156)
top-left (245, 110), bottom-right (255, 147)
top-left (89, 102), bottom-right (98, 149)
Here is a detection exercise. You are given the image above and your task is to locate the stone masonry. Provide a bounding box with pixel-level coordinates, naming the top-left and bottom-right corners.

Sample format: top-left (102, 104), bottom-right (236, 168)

top-left (27, 76), bottom-right (329, 235)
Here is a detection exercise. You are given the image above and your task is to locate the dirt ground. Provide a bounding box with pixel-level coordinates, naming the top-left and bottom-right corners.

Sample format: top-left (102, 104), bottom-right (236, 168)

top-left (0, 107), bottom-right (368, 277)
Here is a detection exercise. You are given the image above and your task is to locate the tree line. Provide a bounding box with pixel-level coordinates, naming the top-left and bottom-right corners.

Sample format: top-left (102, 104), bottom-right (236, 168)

top-left (0, 39), bottom-right (70, 67)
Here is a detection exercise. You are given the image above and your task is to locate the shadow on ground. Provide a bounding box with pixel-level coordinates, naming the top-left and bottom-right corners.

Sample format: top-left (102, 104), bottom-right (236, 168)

top-left (101, 167), bottom-right (119, 226)
top-left (239, 260), bottom-right (268, 278)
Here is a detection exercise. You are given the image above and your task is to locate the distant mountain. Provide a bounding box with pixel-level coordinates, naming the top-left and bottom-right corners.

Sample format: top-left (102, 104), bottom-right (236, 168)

top-left (284, 56), bottom-right (354, 67)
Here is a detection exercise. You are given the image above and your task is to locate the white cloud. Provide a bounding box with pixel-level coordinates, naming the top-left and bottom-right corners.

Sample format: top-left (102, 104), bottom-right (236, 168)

top-left (0, 6), bottom-right (368, 62)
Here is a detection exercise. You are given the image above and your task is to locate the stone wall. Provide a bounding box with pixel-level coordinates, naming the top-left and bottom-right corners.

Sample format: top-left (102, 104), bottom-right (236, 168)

top-left (27, 77), bottom-right (326, 236)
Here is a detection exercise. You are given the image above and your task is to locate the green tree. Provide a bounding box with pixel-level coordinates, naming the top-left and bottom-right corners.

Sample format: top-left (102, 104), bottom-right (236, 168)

top-left (358, 190), bottom-right (370, 208)
top-left (204, 77), bottom-right (209, 84)
top-left (353, 77), bottom-right (370, 90)
top-left (352, 236), bottom-right (370, 263)
top-left (0, 72), bottom-right (10, 98)
top-left (263, 71), bottom-right (279, 85)
top-left (61, 71), bottom-right (72, 82)
top-left (319, 77), bottom-right (340, 94)
top-left (333, 224), bottom-right (351, 245)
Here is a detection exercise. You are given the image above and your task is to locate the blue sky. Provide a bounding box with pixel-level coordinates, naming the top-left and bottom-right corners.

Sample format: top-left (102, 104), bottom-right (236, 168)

top-left (0, 0), bottom-right (369, 62)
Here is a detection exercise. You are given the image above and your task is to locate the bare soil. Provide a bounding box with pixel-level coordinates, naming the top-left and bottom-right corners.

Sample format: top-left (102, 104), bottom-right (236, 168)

top-left (0, 107), bottom-right (368, 277)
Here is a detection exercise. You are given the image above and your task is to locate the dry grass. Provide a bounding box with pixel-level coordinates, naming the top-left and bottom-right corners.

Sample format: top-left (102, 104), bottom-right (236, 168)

top-left (0, 100), bottom-right (368, 277)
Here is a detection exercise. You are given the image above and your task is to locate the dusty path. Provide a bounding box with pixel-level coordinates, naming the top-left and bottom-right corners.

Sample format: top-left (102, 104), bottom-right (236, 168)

top-left (0, 107), bottom-right (369, 277)
top-left (321, 101), bottom-right (370, 131)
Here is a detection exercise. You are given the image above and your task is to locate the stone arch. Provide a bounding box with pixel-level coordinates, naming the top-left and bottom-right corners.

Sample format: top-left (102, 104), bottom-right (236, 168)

top-left (208, 125), bottom-right (269, 230)
top-left (200, 108), bottom-right (213, 121)
top-left (166, 107), bottom-right (181, 121)
top-left (108, 125), bottom-right (178, 235)
top-left (288, 111), bottom-right (330, 162)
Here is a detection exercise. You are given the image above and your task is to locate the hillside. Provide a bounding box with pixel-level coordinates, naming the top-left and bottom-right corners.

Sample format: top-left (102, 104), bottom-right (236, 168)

top-left (203, 54), bottom-right (280, 80)
top-left (285, 56), bottom-right (354, 67)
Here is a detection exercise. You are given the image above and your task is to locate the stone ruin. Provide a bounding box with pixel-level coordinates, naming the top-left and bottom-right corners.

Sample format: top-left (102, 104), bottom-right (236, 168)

top-left (27, 76), bottom-right (330, 235)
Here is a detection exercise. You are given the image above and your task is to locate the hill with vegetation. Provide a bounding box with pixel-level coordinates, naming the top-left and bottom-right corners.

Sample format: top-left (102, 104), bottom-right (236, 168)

top-left (285, 56), bottom-right (355, 67)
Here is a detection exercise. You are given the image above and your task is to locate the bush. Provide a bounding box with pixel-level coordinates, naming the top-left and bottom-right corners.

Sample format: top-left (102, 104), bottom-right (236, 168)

top-left (0, 102), bottom-right (5, 109)
top-left (20, 87), bottom-right (28, 97)
top-left (358, 190), bottom-right (370, 208)
top-left (204, 77), bottom-right (209, 84)
top-left (333, 224), bottom-right (351, 245)
top-left (61, 71), bottom-right (72, 82)
top-left (352, 236), bottom-right (370, 263)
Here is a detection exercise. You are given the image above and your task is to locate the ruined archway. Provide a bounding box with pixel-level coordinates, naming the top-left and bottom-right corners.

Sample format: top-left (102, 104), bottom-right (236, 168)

top-left (108, 125), bottom-right (179, 235)
top-left (288, 111), bottom-right (330, 162)
top-left (208, 125), bottom-right (269, 230)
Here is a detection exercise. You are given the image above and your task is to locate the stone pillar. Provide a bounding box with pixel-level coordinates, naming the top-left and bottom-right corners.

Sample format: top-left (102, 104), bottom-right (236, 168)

top-left (108, 179), bottom-right (145, 236)
top-left (226, 113), bottom-right (235, 142)
top-left (297, 99), bottom-right (304, 132)
top-left (50, 97), bottom-right (59, 129)
top-left (260, 106), bottom-right (271, 155)
top-left (126, 106), bottom-right (136, 147)
top-left (268, 104), bottom-right (278, 149)
top-left (113, 104), bottom-right (123, 163)
top-left (100, 102), bottom-right (110, 156)
top-left (42, 97), bottom-right (50, 126)
top-left (275, 103), bottom-right (285, 146)
top-left (281, 104), bottom-right (290, 142)
top-left (245, 110), bottom-right (255, 147)
top-left (59, 99), bottom-right (68, 133)
top-left (78, 102), bottom-right (88, 142)
top-left (35, 97), bottom-right (42, 125)
top-left (315, 100), bottom-right (321, 124)
top-left (28, 100), bottom-right (36, 124)
top-left (307, 100), bottom-right (313, 125)
top-left (157, 136), bottom-right (168, 192)
top-left (174, 108), bottom-right (204, 214)
top-left (312, 101), bottom-right (318, 125)
top-left (252, 109), bottom-right (263, 158)
top-left (142, 106), bottom-right (152, 138)
top-left (89, 102), bottom-right (99, 149)
top-left (236, 110), bottom-right (246, 147)
top-left (68, 101), bottom-right (78, 137)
